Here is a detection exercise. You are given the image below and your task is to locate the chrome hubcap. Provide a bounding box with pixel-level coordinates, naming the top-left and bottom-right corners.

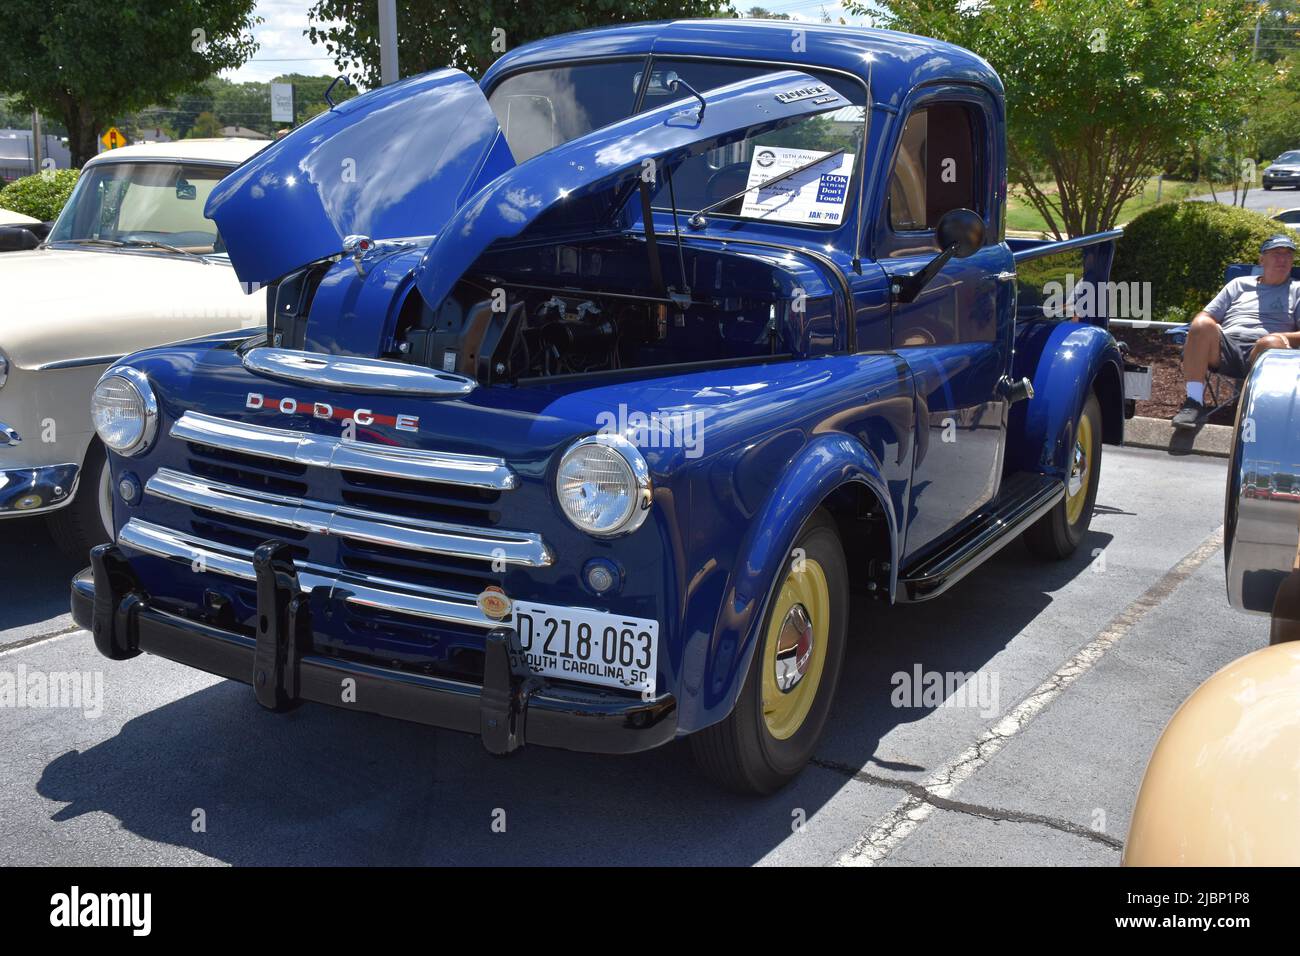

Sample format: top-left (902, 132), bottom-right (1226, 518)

top-left (773, 603), bottom-right (814, 693)
top-left (1068, 440), bottom-right (1087, 497)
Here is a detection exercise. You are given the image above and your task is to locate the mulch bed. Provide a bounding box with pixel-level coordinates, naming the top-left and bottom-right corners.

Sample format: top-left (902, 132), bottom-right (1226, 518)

top-left (1112, 326), bottom-right (1240, 426)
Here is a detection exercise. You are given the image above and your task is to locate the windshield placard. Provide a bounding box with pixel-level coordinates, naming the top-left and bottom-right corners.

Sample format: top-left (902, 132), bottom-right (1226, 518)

top-left (739, 147), bottom-right (855, 225)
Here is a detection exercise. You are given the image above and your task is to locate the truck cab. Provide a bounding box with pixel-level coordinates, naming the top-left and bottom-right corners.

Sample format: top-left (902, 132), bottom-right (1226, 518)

top-left (72, 21), bottom-right (1125, 793)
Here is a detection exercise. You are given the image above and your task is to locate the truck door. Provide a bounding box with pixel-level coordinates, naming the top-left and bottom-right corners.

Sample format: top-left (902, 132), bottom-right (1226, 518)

top-left (877, 92), bottom-right (1015, 559)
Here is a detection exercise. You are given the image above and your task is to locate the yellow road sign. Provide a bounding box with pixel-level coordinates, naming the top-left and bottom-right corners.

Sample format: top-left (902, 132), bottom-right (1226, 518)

top-left (100, 127), bottom-right (127, 150)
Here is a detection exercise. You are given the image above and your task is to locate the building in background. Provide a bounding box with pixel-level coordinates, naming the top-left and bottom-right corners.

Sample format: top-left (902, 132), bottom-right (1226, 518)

top-left (0, 129), bottom-right (71, 181)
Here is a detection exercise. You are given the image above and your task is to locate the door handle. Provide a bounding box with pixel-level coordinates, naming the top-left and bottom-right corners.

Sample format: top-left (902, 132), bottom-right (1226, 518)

top-left (995, 271), bottom-right (1017, 283)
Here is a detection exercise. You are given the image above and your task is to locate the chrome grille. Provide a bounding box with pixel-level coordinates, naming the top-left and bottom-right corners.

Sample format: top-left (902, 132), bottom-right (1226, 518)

top-left (132, 412), bottom-right (549, 634)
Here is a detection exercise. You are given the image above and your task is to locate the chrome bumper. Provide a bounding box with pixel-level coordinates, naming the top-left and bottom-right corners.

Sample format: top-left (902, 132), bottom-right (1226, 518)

top-left (0, 461), bottom-right (80, 517)
top-left (1226, 351), bottom-right (1300, 615)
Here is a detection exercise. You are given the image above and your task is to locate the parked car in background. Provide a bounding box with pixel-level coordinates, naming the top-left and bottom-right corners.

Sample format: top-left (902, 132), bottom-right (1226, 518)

top-left (1125, 349), bottom-right (1300, 864)
top-left (0, 138), bottom-right (267, 558)
top-left (1263, 150), bottom-right (1300, 190)
top-left (1273, 207), bottom-right (1300, 232)
top-left (0, 207), bottom-right (47, 251)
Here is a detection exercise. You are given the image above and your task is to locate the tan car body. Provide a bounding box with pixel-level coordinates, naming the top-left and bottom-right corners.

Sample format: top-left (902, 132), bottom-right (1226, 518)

top-left (0, 140), bottom-right (265, 534)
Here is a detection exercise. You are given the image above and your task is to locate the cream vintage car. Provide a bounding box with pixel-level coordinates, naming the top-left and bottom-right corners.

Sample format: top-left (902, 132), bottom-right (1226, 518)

top-left (0, 139), bottom-right (267, 556)
top-left (1125, 347), bottom-right (1300, 865)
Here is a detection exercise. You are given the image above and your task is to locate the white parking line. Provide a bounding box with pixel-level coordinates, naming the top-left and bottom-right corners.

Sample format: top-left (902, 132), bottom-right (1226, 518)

top-left (0, 624), bottom-right (83, 658)
top-left (833, 525), bottom-right (1226, 867)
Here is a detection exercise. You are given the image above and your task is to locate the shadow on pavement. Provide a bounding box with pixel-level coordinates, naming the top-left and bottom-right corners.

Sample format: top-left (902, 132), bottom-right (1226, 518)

top-left (33, 524), bottom-right (1112, 864)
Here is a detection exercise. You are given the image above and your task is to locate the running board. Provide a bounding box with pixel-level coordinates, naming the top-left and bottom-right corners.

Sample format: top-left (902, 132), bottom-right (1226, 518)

top-left (897, 474), bottom-right (1065, 603)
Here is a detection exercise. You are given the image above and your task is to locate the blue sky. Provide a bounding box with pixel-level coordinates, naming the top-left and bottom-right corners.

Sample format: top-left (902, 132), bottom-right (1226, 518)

top-left (224, 0), bottom-right (877, 85)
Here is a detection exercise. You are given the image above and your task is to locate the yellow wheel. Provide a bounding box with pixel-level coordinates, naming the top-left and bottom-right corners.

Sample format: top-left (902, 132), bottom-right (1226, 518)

top-left (1064, 412), bottom-right (1093, 526)
top-left (1026, 392), bottom-right (1102, 560)
top-left (691, 509), bottom-right (849, 794)
top-left (760, 559), bottom-right (830, 740)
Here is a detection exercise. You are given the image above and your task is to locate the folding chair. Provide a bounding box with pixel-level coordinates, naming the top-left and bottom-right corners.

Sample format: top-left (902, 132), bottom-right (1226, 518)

top-left (1165, 263), bottom-right (1300, 423)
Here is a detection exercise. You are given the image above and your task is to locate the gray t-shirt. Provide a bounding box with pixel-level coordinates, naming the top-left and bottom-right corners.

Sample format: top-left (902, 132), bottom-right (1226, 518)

top-left (1204, 276), bottom-right (1300, 343)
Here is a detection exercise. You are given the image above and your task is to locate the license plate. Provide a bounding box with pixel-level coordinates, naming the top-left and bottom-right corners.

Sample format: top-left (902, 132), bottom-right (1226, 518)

top-left (511, 601), bottom-right (659, 695)
top-left (1124, 366), bottom-right (1152, 400)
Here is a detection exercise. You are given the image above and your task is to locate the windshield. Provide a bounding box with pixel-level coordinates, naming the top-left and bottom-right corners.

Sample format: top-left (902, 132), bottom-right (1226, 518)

top-left (1277, 152), bottom-right (1300, 164)
top-left (641, 60), bottom-right (866, 227)
top-left (48, 162), bottom-right (229, 253)
top-left (487, 58), bottom-right (867, 229)
top-left (488, 60), bottom-right (642, 163)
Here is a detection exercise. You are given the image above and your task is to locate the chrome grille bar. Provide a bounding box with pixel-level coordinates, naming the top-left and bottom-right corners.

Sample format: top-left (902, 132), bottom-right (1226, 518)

top-left (145, 467), bottom-right (551, 567)
top-left (171, 411), bottom-right (517, 491)
top-left (118, 519), bottom-right (500, 630)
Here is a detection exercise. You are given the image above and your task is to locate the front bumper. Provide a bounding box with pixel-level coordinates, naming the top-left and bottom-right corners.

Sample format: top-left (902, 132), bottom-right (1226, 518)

top-left (71, 544), bottom-right (677, 755)
top-left (0, 460), bottom-right (79, 517)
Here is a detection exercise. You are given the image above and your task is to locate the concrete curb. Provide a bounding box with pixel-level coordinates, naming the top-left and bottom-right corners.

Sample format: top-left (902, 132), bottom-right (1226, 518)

top-left (1124, 415), bottom-right (1234, 458)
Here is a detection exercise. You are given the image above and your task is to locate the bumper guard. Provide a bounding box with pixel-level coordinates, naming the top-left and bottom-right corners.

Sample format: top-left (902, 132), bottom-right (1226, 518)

top-left (72, 543), bottom-right (677, 755)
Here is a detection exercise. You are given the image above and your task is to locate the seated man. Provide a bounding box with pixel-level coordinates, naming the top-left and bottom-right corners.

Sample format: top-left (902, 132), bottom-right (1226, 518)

top-left (1174, 234), bottom-right (1300, 428)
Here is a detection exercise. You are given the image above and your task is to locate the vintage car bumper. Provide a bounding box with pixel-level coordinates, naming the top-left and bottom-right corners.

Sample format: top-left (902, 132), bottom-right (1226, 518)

top-left (72, 544), bottom-right (678, 755)
top-left (0, 457), bottom-right (79, 516)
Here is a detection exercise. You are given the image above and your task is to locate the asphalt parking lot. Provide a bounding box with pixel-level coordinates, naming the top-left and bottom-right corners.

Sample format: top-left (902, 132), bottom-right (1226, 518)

top-left (0, 443), bottom-right (1263, 866)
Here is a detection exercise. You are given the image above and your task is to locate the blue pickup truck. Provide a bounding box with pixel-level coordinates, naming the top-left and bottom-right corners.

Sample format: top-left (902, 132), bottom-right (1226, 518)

top-left (72, 20), bottom-right (1126, 793)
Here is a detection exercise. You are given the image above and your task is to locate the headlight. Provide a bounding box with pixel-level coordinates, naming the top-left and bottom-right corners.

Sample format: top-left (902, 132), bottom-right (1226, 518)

top-left (555, 434), bottom-right (652, 536)
top-left (91, 366), bottom-right (158, 456)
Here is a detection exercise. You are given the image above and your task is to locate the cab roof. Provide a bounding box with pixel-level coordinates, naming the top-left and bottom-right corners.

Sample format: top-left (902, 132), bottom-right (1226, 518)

top-left (83, 137), bottom-right (268, 168)
top-left (481, 19), bottom-right (1003, 109)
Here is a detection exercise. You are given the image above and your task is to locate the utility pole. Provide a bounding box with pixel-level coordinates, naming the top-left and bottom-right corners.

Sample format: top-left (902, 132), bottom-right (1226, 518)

top-left (379, 0), bottom-right (399, 86)
top-left (31, 110), bottom-right (43, 172)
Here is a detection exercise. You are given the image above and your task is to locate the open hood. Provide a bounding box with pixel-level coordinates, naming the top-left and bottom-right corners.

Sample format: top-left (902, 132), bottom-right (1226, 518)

top-left (207, 66), bottom-right (847, 298)
top-left (413, 68), bottom-right (847, 312)
top-left (205, 68), bottom-right (515, 288)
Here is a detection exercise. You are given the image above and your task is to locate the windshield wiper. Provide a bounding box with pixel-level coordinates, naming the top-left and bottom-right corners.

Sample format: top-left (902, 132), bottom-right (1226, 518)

top-left (52, 236), bottom-right (210, 262)
top-left (119, 238), bottom-right (211, 262)
top-left (687, 147), bottom-right (847, 228)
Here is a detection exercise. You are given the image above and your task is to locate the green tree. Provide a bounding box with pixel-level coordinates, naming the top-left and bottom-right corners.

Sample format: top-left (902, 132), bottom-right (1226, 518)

top-left (852, 0), bottom-right (1268, 237)
top-left (189, 110), bottom-right (221, 138)
top-left (0, 1), bottom-right (259, 166)
top-left (306, 0), bottom-right (733, 85)
top-left (213, 79), bottom-right (270, 134)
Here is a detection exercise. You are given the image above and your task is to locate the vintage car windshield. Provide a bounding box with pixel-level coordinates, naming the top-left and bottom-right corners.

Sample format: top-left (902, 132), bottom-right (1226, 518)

top-left (48, 161), bottom-right (229, 254)
top-left (488, 60), bottom-right (643, 163)
top-left (487, 58), bottom-right (866, 229)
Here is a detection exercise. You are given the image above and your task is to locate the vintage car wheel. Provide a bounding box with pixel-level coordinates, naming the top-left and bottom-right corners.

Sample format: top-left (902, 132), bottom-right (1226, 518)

top-left (690, 509), bottom-right (848, 794)
top-left (47, 441), bottom-right (113, 561)
top-left (1024, 392), bottom-right (1102, 560)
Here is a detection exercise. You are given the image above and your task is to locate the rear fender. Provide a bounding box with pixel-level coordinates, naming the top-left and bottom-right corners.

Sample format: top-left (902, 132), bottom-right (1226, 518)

top-left (1008, 321), bottom-right (1123, 478)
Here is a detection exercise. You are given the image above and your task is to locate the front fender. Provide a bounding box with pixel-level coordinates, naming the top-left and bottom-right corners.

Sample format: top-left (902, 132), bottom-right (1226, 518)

top-left (685, 432), bottom-right (899, 732)
top-left (1009, 321), bottom-right (1123, 478)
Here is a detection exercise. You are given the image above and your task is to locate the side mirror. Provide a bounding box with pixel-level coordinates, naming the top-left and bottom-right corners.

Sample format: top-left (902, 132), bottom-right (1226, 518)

top-left (892, 207), bottom-right (986, 303)
top-left (936, 207), bottom-right (984, 258)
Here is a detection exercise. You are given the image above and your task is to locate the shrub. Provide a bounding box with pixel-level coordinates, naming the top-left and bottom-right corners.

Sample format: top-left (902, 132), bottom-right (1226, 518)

top-left (1112, 201), bottom-right (1285, 319)
top-left (0, 168), bottom-right (80, 222)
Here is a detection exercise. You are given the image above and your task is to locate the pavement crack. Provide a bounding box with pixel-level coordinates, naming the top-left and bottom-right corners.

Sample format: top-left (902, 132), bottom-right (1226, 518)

top-left (812, 757), bottom-right (1123, 850)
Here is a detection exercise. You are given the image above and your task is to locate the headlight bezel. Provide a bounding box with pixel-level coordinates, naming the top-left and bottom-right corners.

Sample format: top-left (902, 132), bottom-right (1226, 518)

top-left (91, 366), bottom-right (158, 457)
top-left (555, 433), bottom-right (652, 538)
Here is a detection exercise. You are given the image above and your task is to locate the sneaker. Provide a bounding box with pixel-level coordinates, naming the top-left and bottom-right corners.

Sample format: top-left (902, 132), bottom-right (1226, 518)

top-left (1172, 397), bottom-right (1204, 430)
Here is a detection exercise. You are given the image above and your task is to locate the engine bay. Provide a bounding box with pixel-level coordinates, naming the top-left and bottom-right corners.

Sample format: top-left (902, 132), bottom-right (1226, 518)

top-left (269, 235), bottom-right (840, 385)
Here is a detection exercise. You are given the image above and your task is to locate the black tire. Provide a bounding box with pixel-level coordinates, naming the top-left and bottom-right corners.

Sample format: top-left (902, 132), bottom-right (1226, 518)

top-left (1024, 392), bottom-right (1102, 560)
top-left (47, 441), bottom-right (113, 561)
top-left (690, 509), bottom-right (849, 794)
